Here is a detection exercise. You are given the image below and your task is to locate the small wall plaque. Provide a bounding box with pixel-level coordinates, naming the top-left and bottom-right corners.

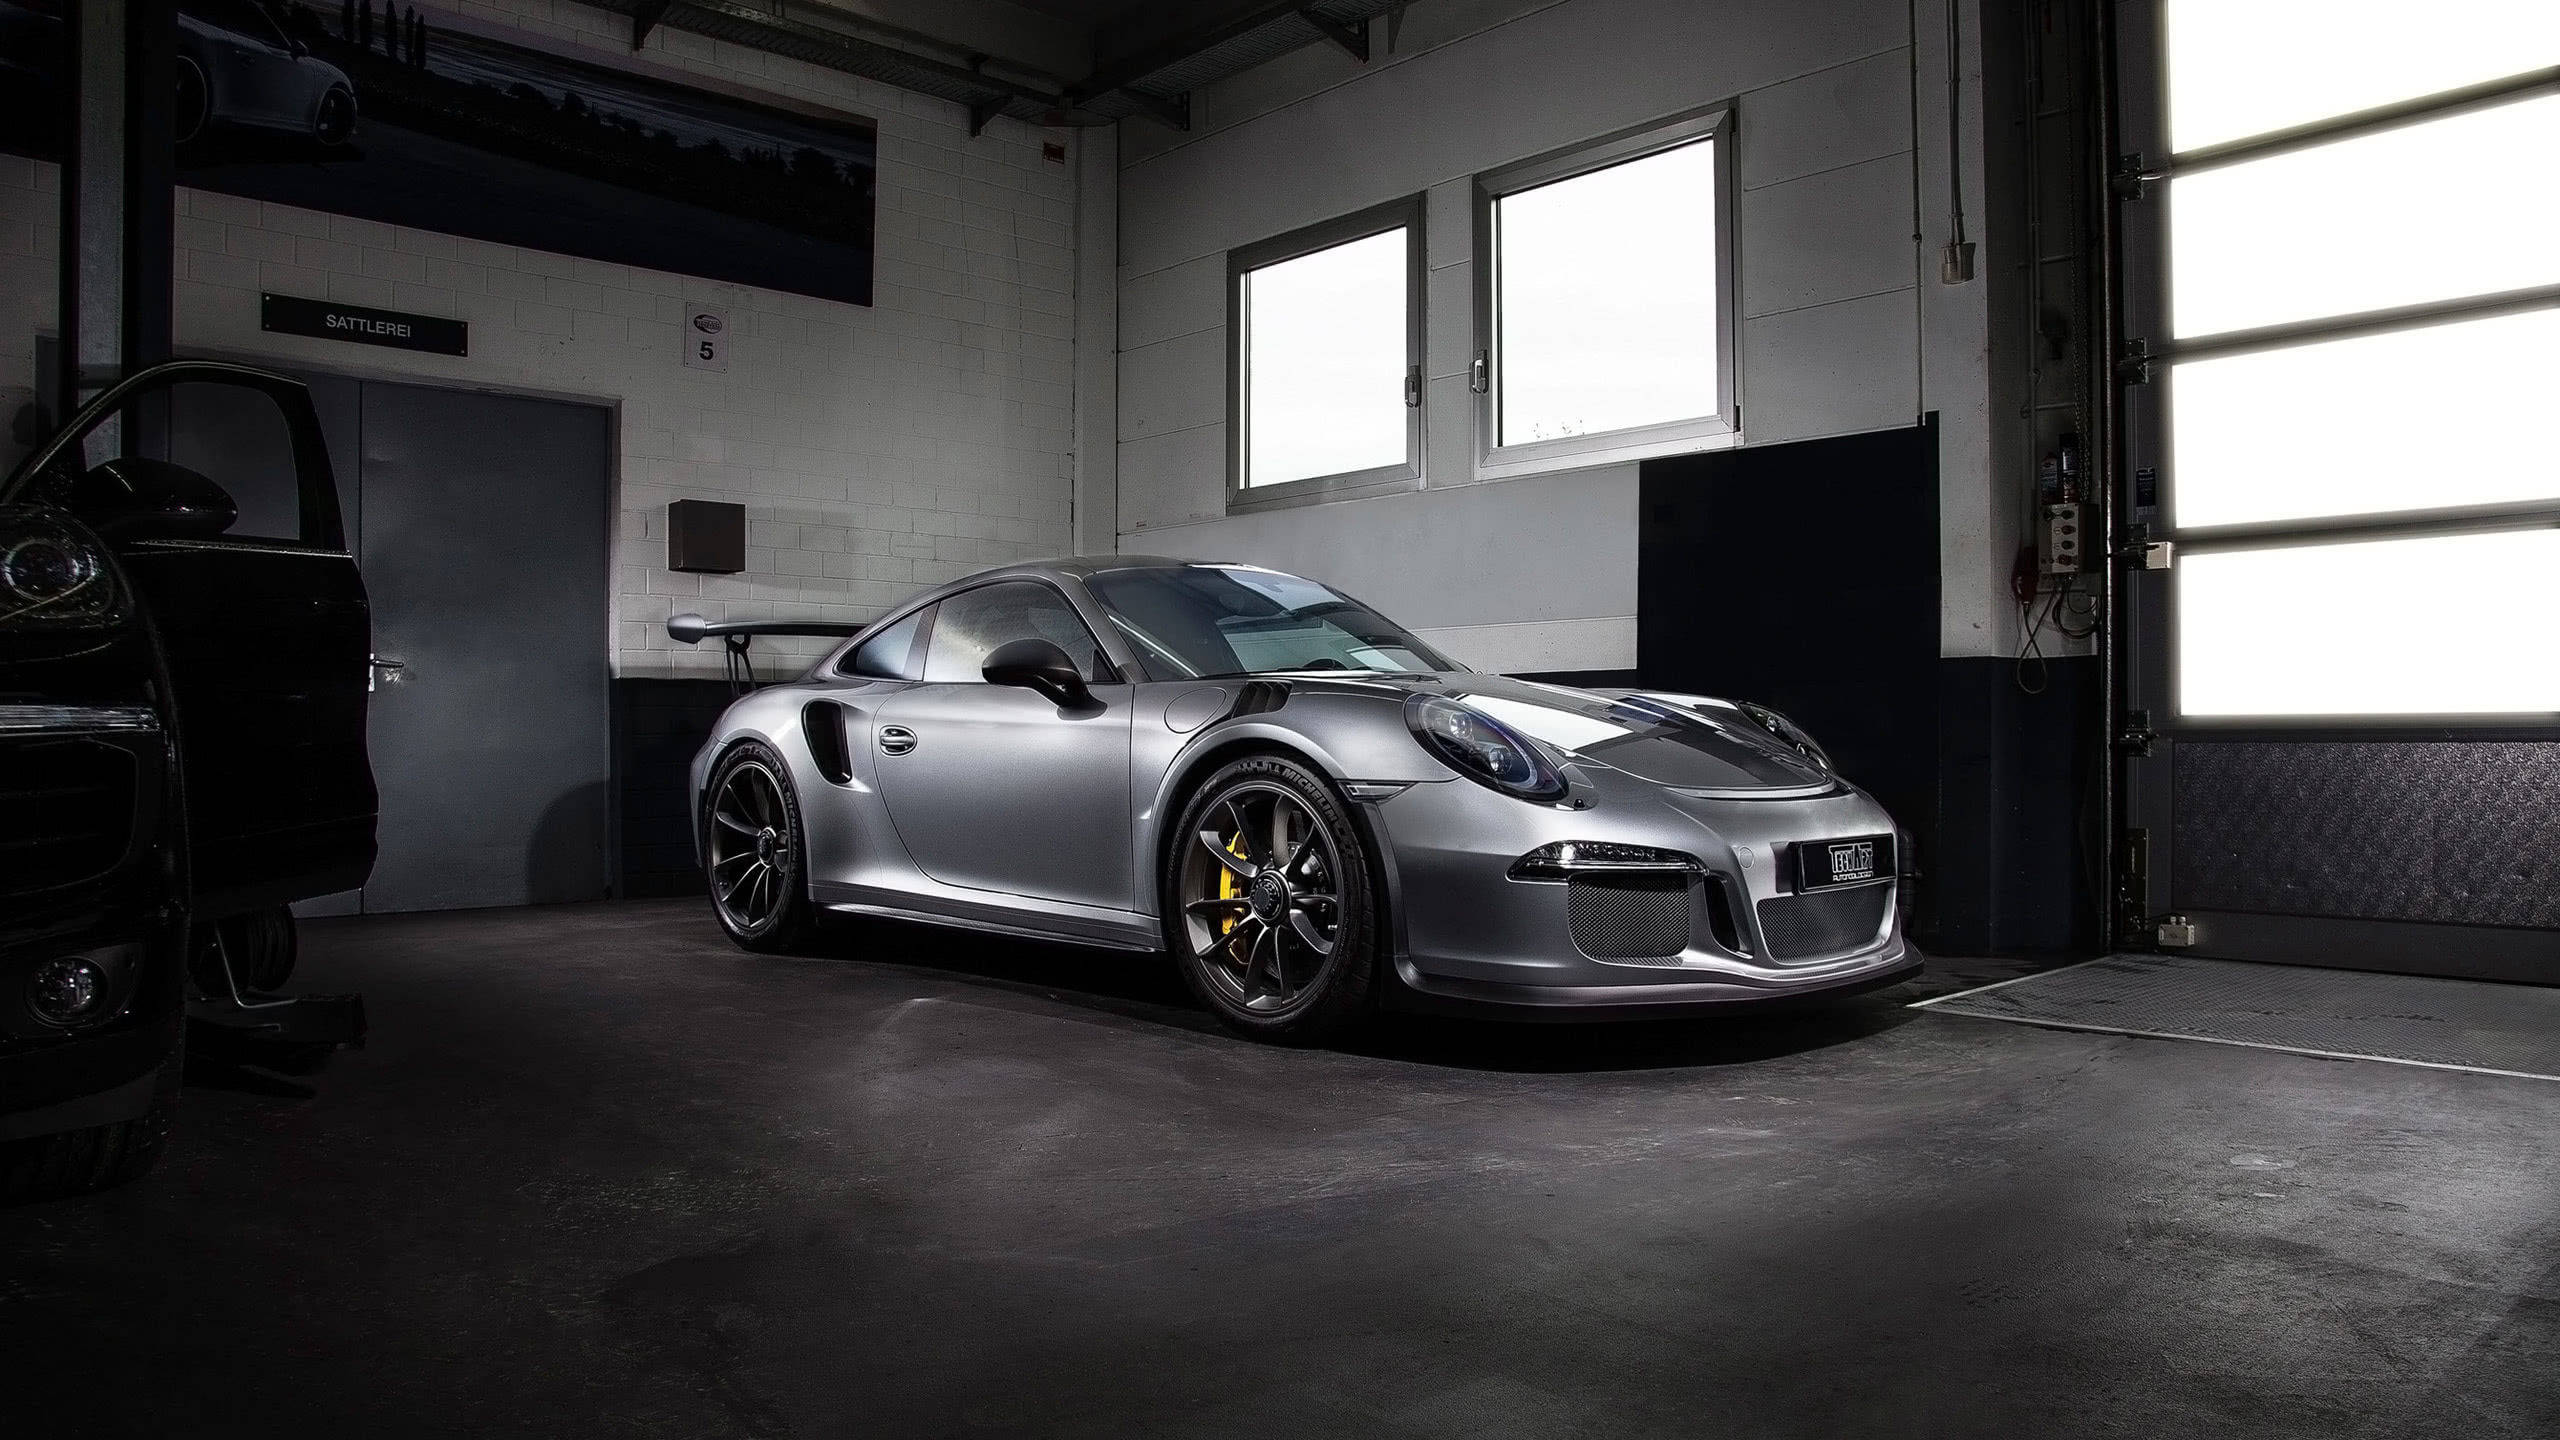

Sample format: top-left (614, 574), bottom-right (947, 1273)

top-left (667, 499), bottom-right (745, 574)
top-left (682, 305), bottom-right (729, 371)
top-left (261, 292), bottom-right (467, 356)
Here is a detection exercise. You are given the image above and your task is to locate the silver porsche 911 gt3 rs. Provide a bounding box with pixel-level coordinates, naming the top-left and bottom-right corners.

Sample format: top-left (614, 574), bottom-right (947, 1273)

top-left (671, 558), bottom-right (1917, 1041)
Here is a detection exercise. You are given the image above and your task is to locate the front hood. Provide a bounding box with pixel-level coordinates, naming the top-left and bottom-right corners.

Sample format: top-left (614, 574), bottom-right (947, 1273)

top-left (1306, 671), bottom-right (1833, 793)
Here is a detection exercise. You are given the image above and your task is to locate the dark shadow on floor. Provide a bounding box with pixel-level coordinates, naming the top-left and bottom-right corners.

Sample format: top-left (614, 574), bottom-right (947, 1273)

top-left (799, 910), bottom-right (1946, 1074)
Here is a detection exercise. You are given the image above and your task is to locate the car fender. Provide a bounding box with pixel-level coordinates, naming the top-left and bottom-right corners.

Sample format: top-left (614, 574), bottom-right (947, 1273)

top-left (1133, 686), bottom-right (1451, 921)
top-left (299, 57), bottom-right (352, 119)
top-left (688, 683), bottom-right (832, 868)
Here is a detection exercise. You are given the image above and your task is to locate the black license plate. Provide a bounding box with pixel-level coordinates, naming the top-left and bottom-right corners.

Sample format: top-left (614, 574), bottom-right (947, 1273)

top-left (1798, 833), bottom-right (1892, 890)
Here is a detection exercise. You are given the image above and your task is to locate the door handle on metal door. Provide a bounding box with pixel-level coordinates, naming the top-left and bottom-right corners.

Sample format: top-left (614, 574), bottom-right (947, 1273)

top-left (368, 655), bottom-right (407, 693)
top-left (878, 724), bottom-right (917, 756)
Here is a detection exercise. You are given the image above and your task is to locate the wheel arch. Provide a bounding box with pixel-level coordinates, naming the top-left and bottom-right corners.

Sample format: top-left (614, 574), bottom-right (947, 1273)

top-left (1145, 728), bottom-right (1399, 951)
top-left (311, 80), bottom-right (357, 144)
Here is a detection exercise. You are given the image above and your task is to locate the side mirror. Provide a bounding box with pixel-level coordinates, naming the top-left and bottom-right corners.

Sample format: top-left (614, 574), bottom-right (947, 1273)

top-left (72, 457), bottom-right (239, 541)
top-left (983, 637), bottom-right (1089, 707)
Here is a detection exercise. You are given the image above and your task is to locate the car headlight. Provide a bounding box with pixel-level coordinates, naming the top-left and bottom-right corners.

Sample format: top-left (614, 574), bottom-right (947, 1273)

top-left (1740, 702), bottom-right (1832, 770)
top-left (1405, 694), bottom-right (1569, 802)
top-left (0, 507), bottom-right (125, 631)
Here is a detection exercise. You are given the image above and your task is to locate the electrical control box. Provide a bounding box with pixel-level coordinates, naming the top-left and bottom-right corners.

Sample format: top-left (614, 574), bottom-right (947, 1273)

top-left (666, 498), bottom-right (746, 574)
top-left (2039, 502), bottom-right (2091, 576)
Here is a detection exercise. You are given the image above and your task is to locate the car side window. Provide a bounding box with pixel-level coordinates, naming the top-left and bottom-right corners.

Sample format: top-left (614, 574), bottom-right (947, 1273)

top-left (839, 608), bottom-right (925, 680)
top-left (34, 377), bottom-right (329, 546)
top-left (920, 581), bottom-right (1112, 684)
top-left (182, 0), bottom-right (286, 45)
top-left (159, 381), bottom-right (309, 542)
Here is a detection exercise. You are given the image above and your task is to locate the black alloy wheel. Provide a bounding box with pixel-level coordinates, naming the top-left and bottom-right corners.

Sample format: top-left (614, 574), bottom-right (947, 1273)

top-left (1167, 754), bottom-right (1380, 1042)
top-left (312, 86), bottom-right (357, 148)
top-left (704, 742), bottom-right (815, 952)
top-left (173, 58), bottom-right (209, 146)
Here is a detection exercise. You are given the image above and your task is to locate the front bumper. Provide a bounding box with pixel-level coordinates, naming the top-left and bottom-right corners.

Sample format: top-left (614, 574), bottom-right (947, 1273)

top-left (0, 710), bottom-right (188, 1140)
top-left (1365, 767), bottom-right (1919, 1016)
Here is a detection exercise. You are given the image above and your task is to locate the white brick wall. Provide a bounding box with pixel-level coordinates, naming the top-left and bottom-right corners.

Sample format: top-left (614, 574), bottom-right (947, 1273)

top-left (1109, 0), bottom-right (2013, 668)
top-left (0, 0), bottom-right (1081, 679)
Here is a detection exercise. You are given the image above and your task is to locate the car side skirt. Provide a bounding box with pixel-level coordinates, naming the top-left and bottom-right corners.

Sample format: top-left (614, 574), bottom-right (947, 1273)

top-left (813, 881), bottom-right (1161, 953)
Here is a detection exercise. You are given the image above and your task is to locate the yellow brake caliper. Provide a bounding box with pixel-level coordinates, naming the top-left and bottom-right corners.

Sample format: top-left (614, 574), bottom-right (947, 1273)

top-left (1218, 831), bottom-right (1248, 940)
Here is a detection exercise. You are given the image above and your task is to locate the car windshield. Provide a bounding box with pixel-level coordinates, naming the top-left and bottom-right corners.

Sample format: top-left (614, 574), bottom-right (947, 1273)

top-left (1084, 565), bottom-right (1460, 681)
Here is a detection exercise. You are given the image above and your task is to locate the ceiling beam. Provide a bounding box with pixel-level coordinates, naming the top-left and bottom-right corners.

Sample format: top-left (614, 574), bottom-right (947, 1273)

top-left (1116, 88), bottom-right (1190, 132)
top-left (1066, 1), bottom-right (1303, 106)
top-left (630, 0), bottom-right (672, 51)
top-left (1298, 8), bottom-right (1367, 64)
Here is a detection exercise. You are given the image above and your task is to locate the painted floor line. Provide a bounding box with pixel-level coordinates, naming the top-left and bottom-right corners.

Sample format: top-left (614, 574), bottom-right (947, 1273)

top-left (1918, 1008), bottom-right (2560, 1085)
top-left (1906, 956), bottom-right (2117, 1009)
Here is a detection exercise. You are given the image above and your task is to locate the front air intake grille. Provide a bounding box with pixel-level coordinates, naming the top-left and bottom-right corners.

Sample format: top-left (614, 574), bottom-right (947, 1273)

top-left (1756, 884), bottom-right (1892, 962)
top-left (0, 739), bottom-right (138, 895)
top-left (1568, 873), bottom-right (1691, 961)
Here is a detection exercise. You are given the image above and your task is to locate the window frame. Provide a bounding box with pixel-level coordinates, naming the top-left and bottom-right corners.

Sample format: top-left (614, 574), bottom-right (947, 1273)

top-left (1472, 105), bottom-right (1739, 481)
top-left (1225, 194), bottom-right (1426, 514)
top-left (836, 604), bottom-right (929, 681)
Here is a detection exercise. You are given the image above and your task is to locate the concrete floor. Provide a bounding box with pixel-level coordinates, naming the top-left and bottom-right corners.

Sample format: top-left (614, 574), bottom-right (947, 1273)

top-left (3, 901), bottom-right (2556, 1438)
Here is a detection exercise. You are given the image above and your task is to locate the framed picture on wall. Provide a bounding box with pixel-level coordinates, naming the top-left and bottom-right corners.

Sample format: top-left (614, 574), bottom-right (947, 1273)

top-left (0, 0), bottom-right (878, 306)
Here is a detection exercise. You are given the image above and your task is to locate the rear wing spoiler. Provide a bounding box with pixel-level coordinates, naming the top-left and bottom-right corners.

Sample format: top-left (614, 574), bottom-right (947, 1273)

top-left (666, 613), bottom-right (864, 645)
top-left (667, 612), bottom-right (865, 693)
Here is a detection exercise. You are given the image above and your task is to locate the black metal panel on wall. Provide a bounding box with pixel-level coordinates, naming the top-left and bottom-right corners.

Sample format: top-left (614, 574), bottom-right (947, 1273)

top-left (614, 678), bottom-right (736, 898)
top-left (1936, 654), bottom-right (2099, 954)
top-left (1636, 424), bottom-right (1945, 933)
top-left (1634, 421), bottom-right (2097, 955)
top-left (2173, 740), bottom-right (2560, 928)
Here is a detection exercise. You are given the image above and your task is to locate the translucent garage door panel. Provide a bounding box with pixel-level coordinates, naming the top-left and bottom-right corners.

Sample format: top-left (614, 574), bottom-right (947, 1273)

top-left (2179, 531), bottom-right (2560, 717)
top-left (2171, 308), bottom-right (2560, 530)
top-left (2170, 97), bottom-right (2560, 339)
top-left (2167, 0), bottom-right (2560, 152)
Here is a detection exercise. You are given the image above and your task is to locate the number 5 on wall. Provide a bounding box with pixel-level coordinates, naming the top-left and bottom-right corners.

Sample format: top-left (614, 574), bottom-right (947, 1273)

top-left (683, 306), bottom-right (730, 372)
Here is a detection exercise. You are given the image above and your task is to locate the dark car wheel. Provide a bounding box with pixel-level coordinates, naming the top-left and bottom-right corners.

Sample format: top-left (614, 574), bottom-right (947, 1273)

top-left (704, 741), bottom-right (816, 953)
top-left (188, 907), bottom-right (297, 995)
top-left (0, 1035), bottom-right (180, 1206)
top-left (1165, 754), bottom-right (1380, 1044)
top-left (173, 58), bottom-right (208, 145)
top-left (312, 85), bottom-right (356, 148)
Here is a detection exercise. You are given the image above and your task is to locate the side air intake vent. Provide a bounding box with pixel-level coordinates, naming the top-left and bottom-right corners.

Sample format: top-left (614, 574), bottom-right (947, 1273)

top-left (1224, 681), bottom-right (1290, 721)
top-left (802, 701), bottom-right (853, 784)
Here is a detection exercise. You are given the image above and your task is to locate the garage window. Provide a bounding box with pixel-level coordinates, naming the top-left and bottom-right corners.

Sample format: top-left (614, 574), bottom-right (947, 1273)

top-left (1475, 107), bottom-right (1734, 478)
top-left (1227, 196), bottom-right (1423, 510)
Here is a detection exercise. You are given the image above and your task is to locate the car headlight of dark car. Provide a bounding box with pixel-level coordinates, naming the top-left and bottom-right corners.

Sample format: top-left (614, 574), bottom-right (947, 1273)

top-left (1405, 693), bottom-right (1569, 802)
top-left (0, 507), bottom-right (126, 631)
top-left (1740, 702), bottom-right (1832, 771)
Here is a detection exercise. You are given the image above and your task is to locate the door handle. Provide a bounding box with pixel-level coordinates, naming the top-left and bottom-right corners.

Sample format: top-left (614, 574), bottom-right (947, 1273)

top-left (877, 724), bottom-right (916, 756)
top-left (368, 654), bottom-right (407, 693)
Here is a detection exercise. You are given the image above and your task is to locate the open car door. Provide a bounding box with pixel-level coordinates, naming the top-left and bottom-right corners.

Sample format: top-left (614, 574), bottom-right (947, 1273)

top-left (2, 361), bottom-right (377, 917)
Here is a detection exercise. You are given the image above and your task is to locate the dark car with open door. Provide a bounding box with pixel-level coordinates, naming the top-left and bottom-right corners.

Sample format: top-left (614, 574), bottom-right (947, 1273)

top-left (0, 360), bottom-right (376, 1201)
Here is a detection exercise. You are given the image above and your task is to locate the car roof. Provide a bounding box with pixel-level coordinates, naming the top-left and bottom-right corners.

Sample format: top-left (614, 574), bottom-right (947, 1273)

top-left (934, 555), bottom-right (1296, 588)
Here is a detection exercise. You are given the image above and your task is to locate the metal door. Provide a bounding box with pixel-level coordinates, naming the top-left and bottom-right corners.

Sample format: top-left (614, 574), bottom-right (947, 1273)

top-left (353, 382), bottom-right (611, 912)
top-left (2112, 3), bottom-right (2560, 981)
